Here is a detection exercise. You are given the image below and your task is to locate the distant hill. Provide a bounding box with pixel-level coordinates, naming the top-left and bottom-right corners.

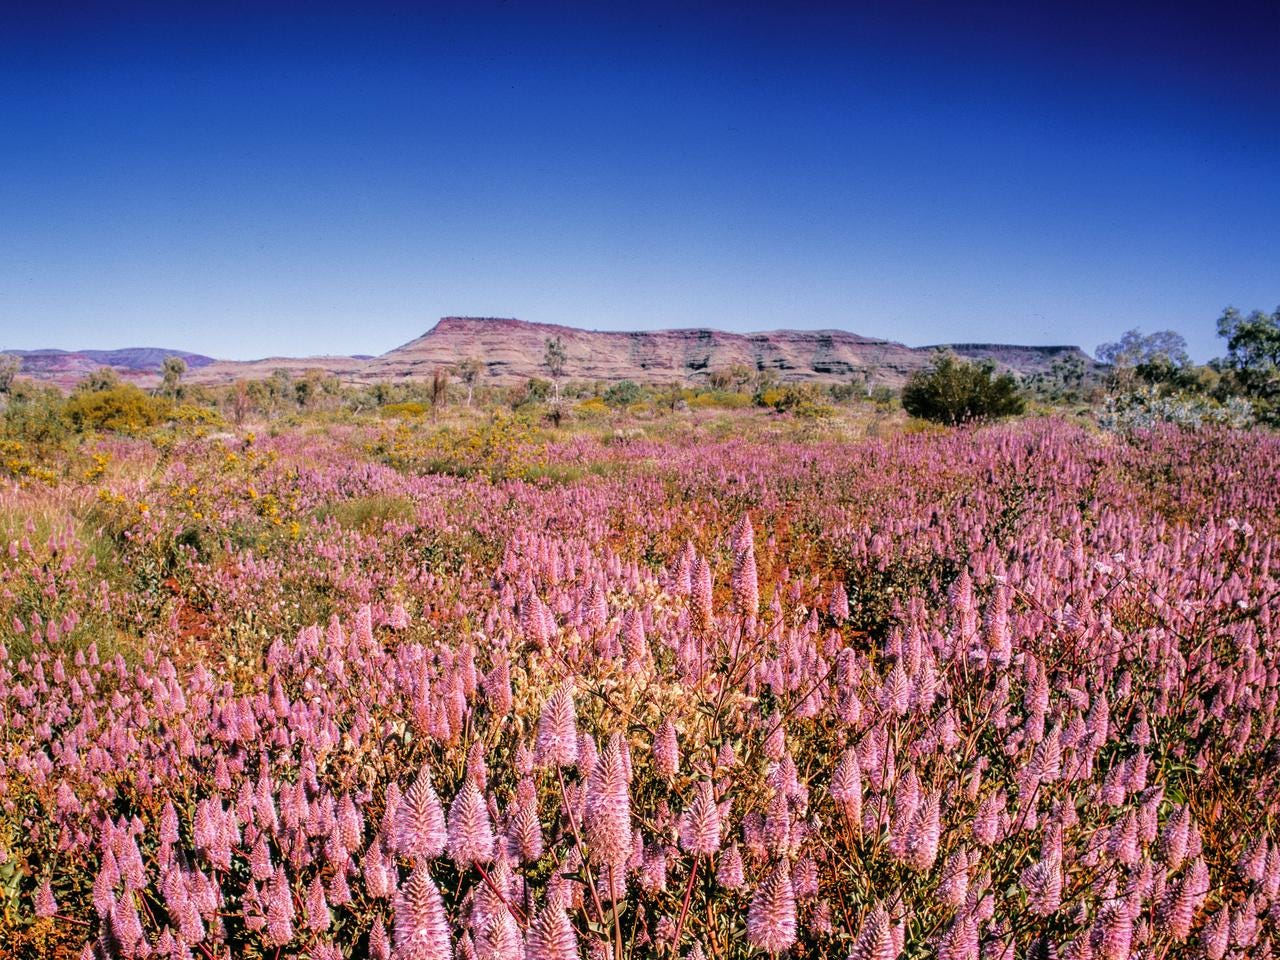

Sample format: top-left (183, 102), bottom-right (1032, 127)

top-left (10, 318), bottom-right (1096, 389)
top-left (4, 348), bottom-right (216, 389)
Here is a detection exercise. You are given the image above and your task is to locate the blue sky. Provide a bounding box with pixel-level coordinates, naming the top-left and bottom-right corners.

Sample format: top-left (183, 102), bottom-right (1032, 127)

top-left (1, 1), bottom-right (1276, 361)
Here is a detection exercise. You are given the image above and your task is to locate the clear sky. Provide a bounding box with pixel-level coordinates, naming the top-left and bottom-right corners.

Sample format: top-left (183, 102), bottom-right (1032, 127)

top-left (1, 1), bottom-right (1276, 361)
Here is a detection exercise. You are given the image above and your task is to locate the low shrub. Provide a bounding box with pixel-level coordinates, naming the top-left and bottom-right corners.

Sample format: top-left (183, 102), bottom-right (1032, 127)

top-left (63, 384), bottom-right (170, 433)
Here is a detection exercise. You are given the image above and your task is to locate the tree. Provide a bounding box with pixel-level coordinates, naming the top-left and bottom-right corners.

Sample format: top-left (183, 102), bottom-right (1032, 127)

top-left (0, 353), bottom-right (20, 398)
top-left (457, 358), bottom-right (483, 407)
top-left (901, 353), bottom-right (1025, 425)
top-left (659, 381), bottom-right (685, 412)
top-left (160, 356), bottom-right (187, 398)
top-left (430, 367), bottom-right (451, 414)
top-left (753, 369), bottom-right (779, 394)
top-left (264, 368), bottom-right (294, 417)
top-left (229, 380), bottom-right (252, 426)
top-left (1025, 354), bottom-right (1102, 405)
top-left (1096, 329), bottom-right (1190, 389)
top-left (544, 337), bottom-right (567, 399)
top-left (75, 367), bottom-right (121, 394)
top-left (1215, 305), bottom-right (1280, 420)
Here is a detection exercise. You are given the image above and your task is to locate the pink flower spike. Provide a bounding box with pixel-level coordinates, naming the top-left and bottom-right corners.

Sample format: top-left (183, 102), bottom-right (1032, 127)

top-left (747, 860), bottom-right (796, 955)
top-left (394, 863), bottom-right (453, 960)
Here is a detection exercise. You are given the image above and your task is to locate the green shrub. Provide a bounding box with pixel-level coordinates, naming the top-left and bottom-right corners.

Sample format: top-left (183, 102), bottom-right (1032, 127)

top-left (790, 400), bottom-right (835, 419)
top-left (2, 383), bottom-right (70, 443)
top-left (381, 401), bottom-right (428, 419)
top-left (64, 384), bottom-right (170, 433)
top-left (688, 391), bottom-right (747, 410)
top-left (901, 354), bottom-right (1025, 425)
top-left (869, 386), bottom-right (898, 407)
top-left (753, 384), bottom-right (833, 417)
top-left (171, 403), bottom-right (225, 426)
top-left (603, 380), bottom-right (643, 407)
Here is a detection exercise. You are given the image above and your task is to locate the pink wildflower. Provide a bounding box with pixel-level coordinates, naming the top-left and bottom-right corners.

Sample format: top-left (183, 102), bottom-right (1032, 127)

top-left (679, 782), bottom-right (723, 856)
top-left (448, 779), bottom-right (496, 868)
top-left (399, 764), bottom-right (449, 861)
top-left (526, 900), bottom-right (578, 960)
top-left (746, 860), bottom-right (796, 954)
top-left (394, 863), bottom-right (452, 960)
top-left (536, 681), bottom-right (579, 769)
top-left (585, 735), bottom-right (633, 867)
top-left (849, 902), bottom-right (897, 960)
top-left (716, 844), bottom-right (745, 890)
top-left (35, 878), bottom-right (58, 919)
top-left (653, 720), bottom-right (679, 780)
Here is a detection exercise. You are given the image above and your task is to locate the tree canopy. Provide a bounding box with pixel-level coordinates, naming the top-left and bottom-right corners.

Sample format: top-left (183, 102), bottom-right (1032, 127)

top-left (1215, 306), bottom-right (1280, 422)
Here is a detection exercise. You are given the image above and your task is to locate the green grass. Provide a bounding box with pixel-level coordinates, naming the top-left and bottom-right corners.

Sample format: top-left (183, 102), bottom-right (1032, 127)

top-left (315, 493), bottom-right (417, 531)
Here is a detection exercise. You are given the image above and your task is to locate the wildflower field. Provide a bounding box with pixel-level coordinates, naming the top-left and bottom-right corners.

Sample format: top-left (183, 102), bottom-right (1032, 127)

top-left (2, 417), bottom-right (1278, 960)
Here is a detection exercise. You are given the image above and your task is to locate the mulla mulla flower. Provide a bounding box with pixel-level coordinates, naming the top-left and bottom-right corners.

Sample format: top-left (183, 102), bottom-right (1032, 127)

top-left (1021, 856), bottom-right (1063, 916)
top-left (716, 843), bottom-right (745, 890)
top-left (585, 734), bottom-right (633, 868)
top-left (937, 847), bottom-right (970, 908)
top-left (399, 763), bottom-right (448, 862)
top-left (34, 878), bottom-right (58, 919)
top-left (535, 680), bottom-right (579, 769)
top-left (653, 719), bottom-right (679, 781)
top-left (5, 421), bottom-right (1280, 958)
top-left (1158, 804), bottom-right (1191, 869)
top-left (731, 514), bottom-right (759, 617)
top-left (829, 748), bottom-right (862, 822)
top-left (484, 659), bottom-right (513, 716)
top-left (849, 902), bottom-right (897, 960)
top-left (505, 794), bottom-right (544, 863)
top-left (937, 913), bottom-right (978, 960)
top-left (394, 863), bottom-right (452, 960)
top-left (622, 609), bottom-right (648, 669)
top-left (746, 860), bottom-right (796, 955)
top-left (763, 789), bottom-right (791, 855)
top-left (264, 867), bottom-right (294, 948)
top-left (111, 892), bottom-right (146, 957)
top-left (448, 779), bottom-right (496, 868)
top-left (306, 874), bottom-right (330, 932)
top-left (905, 789), bottom-right (941, 871)
top-left (476, 908), bottom-right (523, 960)
top-left (679, 781), bottom-right (723, 856)
top-left (525, 900), bottom-right (578, 960)
top-left (1200, 906), bottom-right (1230, 960)
top-left (829, 582), bottom-right (850, 621)
top-left (1156, 867), bottom-right (1199, 941)
top-left (1090, 900), bottom-right (1133, 960)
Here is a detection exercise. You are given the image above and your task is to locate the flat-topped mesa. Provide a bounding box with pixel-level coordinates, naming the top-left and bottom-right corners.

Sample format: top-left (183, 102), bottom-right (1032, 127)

top-left (933, 342), bottom-right (1082, 352)
top-left (364, 317), bottom-right (1095, 386)
top-left (434, 316), bottom-right (554, 332)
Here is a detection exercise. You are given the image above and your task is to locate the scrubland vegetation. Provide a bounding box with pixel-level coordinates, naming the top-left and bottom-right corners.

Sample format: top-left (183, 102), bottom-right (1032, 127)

top-left (0, 307), bottom-right (1277, 960)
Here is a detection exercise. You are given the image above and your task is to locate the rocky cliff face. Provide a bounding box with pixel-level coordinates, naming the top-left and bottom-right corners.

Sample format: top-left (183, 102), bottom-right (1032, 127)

top-left (361, 317), bottom-right (1093, 387)
top-left (12, 317), bottom-right (1095, 389)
